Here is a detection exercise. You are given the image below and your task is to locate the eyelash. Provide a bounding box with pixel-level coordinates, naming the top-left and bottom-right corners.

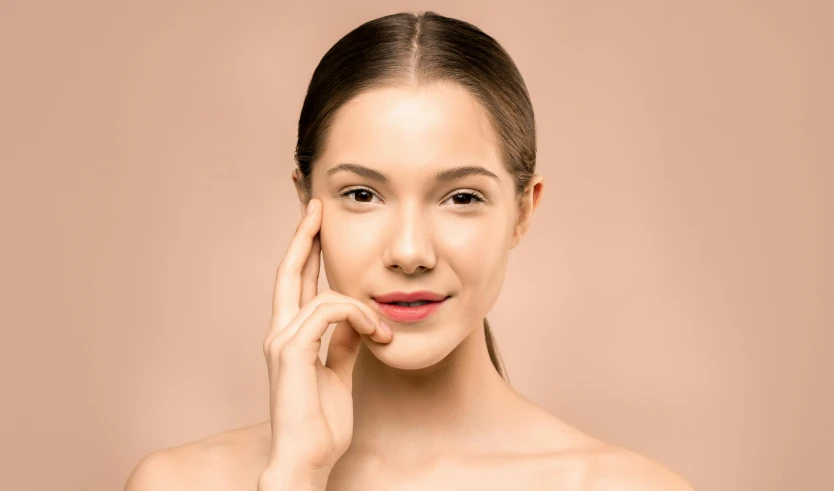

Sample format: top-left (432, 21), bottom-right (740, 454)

top-left (338, 187), bottom-right (486, 206)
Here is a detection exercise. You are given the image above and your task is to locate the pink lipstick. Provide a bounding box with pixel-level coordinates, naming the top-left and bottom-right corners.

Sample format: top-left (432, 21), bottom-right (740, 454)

top-left (372, 291), bottom-right (450, 323)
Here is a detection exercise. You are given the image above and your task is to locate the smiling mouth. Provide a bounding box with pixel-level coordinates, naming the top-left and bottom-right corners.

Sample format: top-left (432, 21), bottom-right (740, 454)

top-left (372, 297), bottom-right (450, 323)
top-left (386, 300), bottom-right (436, 307)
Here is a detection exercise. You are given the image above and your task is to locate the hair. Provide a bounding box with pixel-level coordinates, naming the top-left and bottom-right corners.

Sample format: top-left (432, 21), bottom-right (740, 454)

top-left (293, 11), bottom-right (538, 385)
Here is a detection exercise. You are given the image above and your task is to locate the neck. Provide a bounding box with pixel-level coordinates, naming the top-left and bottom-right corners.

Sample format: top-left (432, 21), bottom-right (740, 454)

top-left (253, 322), bottom-right (528, 472)
top-left (346, 321), bottom-right (515, 465)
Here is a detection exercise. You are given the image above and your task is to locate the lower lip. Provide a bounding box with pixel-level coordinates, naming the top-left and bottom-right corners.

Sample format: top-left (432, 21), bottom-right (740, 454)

top-left (373, 297), bottom-right (449, 323)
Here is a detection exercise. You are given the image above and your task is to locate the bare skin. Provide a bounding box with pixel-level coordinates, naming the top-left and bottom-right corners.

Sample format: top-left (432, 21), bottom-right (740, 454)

top-left (124, 82), bottom-right (694, 490)
top-left (123, 415), bottom-right (693, 490)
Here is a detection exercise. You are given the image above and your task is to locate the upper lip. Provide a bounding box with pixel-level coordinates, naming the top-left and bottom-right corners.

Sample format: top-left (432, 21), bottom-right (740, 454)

top-left (373, 291), bottom-right (449, 303)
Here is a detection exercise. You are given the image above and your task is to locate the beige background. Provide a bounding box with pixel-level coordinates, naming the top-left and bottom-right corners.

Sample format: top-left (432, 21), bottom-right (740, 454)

top-left (1, 1), bottom-right (831, 490)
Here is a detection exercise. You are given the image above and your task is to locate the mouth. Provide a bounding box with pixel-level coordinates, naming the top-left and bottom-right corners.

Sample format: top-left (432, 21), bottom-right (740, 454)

top-left (372, 294), bottom-right (451, 323)
top-left (372, 290), bottom-right (449, 303)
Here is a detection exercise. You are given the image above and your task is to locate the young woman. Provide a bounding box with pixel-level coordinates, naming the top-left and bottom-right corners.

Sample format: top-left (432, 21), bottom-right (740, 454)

top-left (125, 10), bottom-right (693, 491)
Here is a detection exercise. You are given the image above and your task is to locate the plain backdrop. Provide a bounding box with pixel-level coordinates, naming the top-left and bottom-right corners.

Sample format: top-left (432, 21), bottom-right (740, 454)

top-left (1, 1), bottom-right (831, 490)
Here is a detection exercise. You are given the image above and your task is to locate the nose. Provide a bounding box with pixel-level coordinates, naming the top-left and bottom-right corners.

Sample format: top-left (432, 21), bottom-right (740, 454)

top-left (382, 202), bottom-right (437, 274)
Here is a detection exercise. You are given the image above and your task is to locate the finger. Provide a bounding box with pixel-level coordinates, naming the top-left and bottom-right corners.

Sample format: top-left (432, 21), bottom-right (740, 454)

top-left (325, 320), bottom-right (362, 387)
top-left (299, 233), bottom-right (321, 307)
top-left (271, 198), bottom-right (321, 332)
top-left (266, 289), bottom-right (390, 348)
top-left (287, 302), bottom-right (382, 348)
top-left (281, 303), bottom-right (378, 365)
top-left (270, 303), bottom-right (369, 433)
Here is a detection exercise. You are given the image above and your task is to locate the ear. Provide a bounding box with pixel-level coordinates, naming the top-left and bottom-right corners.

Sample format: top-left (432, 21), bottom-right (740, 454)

top-left (292, 168), bottom-right (309, 217)
top-left (511, 175), bottom-right (544, 249)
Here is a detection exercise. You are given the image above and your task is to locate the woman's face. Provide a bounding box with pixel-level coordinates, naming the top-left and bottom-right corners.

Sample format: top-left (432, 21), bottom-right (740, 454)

top-left (297, 82), bottom-right (538, 370)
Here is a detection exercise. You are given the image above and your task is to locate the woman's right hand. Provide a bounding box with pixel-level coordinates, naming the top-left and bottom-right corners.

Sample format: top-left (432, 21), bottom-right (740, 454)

top-left (259, 198), bottom-right (393, 489)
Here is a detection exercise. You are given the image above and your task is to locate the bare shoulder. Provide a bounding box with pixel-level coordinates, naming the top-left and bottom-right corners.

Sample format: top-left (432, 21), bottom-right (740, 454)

top-left (512, 403), bottom-right (693, 491)
top-left (584, 444), bottom-right (694, 491)
top-left (123, 422), bottom-right (271, 491)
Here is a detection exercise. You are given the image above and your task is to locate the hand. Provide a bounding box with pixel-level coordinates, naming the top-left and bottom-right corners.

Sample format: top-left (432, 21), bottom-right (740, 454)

top-left (260, 198), bottom-right (393, 486)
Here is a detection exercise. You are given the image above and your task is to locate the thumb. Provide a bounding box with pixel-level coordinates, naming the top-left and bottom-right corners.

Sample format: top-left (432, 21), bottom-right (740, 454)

top-left (324, 320), bottom-right (362, 388)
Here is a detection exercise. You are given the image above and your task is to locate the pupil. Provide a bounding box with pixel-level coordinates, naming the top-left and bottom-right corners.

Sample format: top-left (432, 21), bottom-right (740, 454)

top-left (356, 190), bottom-right (371, 202)
top-left (453, 194), bottom-right (471, 205)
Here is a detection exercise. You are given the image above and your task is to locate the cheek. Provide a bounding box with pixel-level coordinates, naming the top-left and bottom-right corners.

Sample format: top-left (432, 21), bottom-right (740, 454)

top-left (319, 213), bottom-right (377, 289)
top-left (320, 213), bottom-right (379, 256)
top-left (437, 218), bottom-right (508, 285)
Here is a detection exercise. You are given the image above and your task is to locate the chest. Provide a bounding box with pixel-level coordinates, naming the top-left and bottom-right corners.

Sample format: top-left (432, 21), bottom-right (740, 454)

top-left (323, 453), bottom-right (591, 491)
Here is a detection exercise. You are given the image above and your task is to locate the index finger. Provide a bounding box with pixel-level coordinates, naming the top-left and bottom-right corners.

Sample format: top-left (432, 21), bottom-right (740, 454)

top-left (272, 198), bottom-right (321, 329)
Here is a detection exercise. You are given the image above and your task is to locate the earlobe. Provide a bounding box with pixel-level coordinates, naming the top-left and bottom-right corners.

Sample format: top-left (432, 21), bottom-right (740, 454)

top-left (511, 208), bottom-right (528, 250)
top-left (511, 217), bottom-right (528, 250)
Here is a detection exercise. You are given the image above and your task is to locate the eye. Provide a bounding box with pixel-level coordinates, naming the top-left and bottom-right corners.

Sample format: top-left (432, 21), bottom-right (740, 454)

top-left (339, 187), bottom-right (380, 204)
top-left (338, 187), bottom-right (486, 207)
top-left (443, 191), bottom-right (486, 206)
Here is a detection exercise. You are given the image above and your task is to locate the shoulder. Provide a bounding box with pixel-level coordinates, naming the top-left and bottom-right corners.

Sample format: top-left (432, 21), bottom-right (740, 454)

top-left (123, 447), bottom-right (186, 491)
top-left (509, 405), bottom-right (693, 491)
top-left (584, 444), bottom-right (694, 491)
top-left (123, 422), bottom-right (271, 491)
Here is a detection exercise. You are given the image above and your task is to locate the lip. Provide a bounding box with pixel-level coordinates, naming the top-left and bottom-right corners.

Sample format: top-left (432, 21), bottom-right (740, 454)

top-left (373, 291), bottom-right (449, 303)
top-left (373, 297), bottom-right (449, 323)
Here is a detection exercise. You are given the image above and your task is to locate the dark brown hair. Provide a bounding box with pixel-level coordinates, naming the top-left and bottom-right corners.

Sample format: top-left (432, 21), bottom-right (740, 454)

top-left (294, 11), bottom-right (538, 384)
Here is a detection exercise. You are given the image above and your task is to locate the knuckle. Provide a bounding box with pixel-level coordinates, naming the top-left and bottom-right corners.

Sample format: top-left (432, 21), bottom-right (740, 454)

top-left (264, 331), bottom-right (290, 357)
top-left (316, 288), bottom-right (335, 300)
top-left (279, 341), bottom-right (301, 364)
top-left (349, 303), bottom-right (364, 317)
top-left (313, 291), bottom-right (368, 319)
top-left (311, 302), bottom-right (333, 317)
top-left (263, 337), bottom-right (278, 359)
top-left (317, 290), bottom-right (351, 307)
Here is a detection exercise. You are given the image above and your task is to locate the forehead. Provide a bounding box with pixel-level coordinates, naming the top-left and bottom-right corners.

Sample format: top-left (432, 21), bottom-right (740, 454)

top-left (319, 82), bottom-right (503, 176)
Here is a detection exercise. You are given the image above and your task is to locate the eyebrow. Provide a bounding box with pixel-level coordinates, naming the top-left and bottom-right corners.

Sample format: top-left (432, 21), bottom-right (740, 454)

top-left (326, 162), bottom-right (501, 185)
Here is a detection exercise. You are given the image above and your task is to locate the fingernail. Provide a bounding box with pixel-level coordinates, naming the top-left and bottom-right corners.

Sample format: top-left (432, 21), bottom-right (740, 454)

top-left (306, 200), bottom-right (315, 215)
top-left (382, 321), bottom-right (392, 335)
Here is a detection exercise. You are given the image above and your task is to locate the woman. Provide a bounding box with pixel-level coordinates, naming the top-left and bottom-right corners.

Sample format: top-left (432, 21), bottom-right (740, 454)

top-left (125, 10), bottom-right (693, 491)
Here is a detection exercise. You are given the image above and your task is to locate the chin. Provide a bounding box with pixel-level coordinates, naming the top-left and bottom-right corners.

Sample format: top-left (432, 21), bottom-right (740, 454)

top-left (362, 330), bottom-right (456, 371)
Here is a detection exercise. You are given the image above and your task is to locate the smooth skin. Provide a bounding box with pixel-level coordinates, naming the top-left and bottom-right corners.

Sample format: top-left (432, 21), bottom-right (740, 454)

top-left (124, 82), bottom-right (694, 491)
top-left (259, 198), bottom-right (395, 490)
